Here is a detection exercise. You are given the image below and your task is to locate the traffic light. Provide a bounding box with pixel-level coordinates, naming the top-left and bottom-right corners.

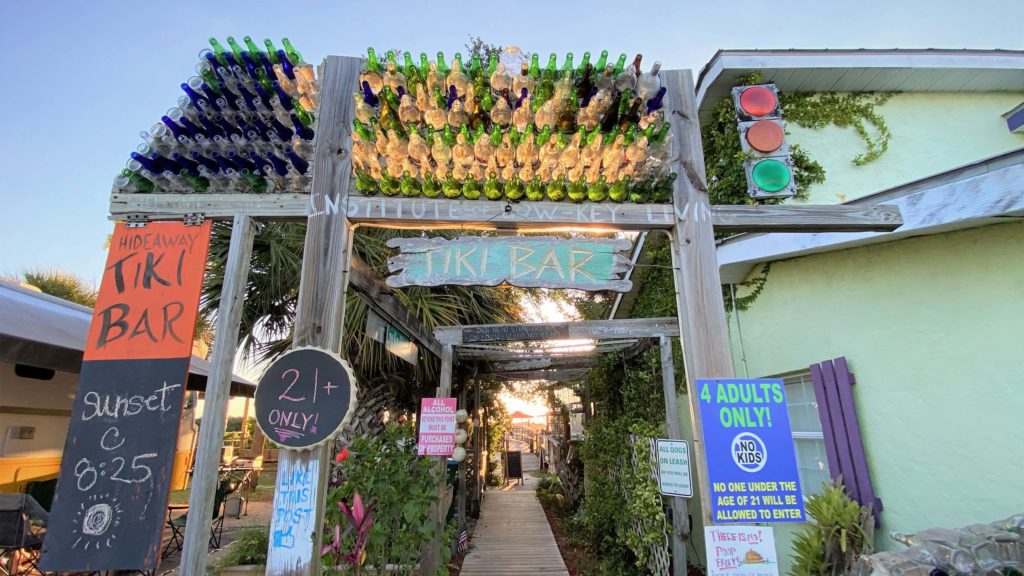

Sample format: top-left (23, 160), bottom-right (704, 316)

top-left (732, 83), bottom-right (797, 199)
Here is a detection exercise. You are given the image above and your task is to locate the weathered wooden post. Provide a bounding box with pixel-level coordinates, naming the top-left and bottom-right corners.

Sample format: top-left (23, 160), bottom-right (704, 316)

top-left (264, 55), bottom-right (360, 576)
top-left (421, 344), bottom-right (455, 575)
top-left (179, 215), bottom-right (256, 574)
top-left (659, 335), bottom-right (691, 576)
top-left (662, 68), bottom-right (736, 525)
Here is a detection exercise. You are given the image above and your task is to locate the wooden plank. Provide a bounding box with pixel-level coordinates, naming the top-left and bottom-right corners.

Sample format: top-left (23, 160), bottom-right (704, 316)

top-left (437, 317), bottom-right (679, 344)
top-left (659, 336), bottom-right (690, 576)
top-left (386, 236), bottom-right (634, 292)
top-left (663, 69), bottom-right (735, 525)
top-left (462, 324), bottom-right (570, 343)
top-left (265, 55), bottom-right (360, 576)
top-left (348, 255), bottom-right (442, 357)
top-left (110, 193), bottom-right (902, 233)
top-left (179, 215), bottom-right (255, 574)
top-left (481, 368), bottom-right (591, 381)
top-left (710, 204), bottom-right (902, 232)
top-left (489, 357), bottom-right (599, 372)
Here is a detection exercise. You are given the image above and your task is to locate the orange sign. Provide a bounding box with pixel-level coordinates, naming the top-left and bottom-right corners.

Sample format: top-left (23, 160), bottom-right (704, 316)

top-left (85, 221), bottom-right (211, 360)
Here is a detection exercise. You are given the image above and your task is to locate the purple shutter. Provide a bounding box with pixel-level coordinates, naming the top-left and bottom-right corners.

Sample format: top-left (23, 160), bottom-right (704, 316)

top-left (809, 357), bottom-right (883, 516)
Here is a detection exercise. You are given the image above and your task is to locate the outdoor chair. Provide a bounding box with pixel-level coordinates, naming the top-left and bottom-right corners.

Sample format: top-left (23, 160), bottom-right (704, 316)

top-left (161, 478), bottom-right (237, 558)
top-left (0, 501), bottom-right (44, 576)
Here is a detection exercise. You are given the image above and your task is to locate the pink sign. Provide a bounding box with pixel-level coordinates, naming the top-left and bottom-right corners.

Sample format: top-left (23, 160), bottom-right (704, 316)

top-left (417, 397), bottom-right (457, 456)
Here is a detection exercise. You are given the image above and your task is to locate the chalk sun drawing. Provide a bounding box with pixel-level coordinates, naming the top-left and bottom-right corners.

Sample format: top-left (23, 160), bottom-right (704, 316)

top-left (71, 493), bottom-right (123, 551)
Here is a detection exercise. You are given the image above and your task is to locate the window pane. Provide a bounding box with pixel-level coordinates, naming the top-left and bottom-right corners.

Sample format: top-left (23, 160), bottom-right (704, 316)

top-left (794, 437), bottom-right (830, 496)
top-left (785, 375), bottom-right (823, 434)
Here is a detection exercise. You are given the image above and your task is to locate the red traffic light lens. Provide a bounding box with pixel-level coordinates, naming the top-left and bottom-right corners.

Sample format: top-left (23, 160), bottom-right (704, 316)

top-left (739, 86), bottom-right (778, 117)
top-left (746, 120), bottom-right (784, 153)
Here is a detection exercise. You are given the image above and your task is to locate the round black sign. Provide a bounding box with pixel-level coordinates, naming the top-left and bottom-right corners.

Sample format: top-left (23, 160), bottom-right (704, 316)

top-left (254, 347), bottom-right (357, 450)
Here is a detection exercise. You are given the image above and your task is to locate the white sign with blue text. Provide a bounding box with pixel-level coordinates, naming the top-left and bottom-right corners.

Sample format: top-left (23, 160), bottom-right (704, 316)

top-left (656, 439), bottom-right (693, 497)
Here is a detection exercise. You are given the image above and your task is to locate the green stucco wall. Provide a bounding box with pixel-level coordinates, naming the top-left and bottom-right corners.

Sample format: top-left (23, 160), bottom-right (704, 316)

top-left (684, 221), bottom-right (1024, 574)
top-left (787, 92), bottom-right (1024, 205)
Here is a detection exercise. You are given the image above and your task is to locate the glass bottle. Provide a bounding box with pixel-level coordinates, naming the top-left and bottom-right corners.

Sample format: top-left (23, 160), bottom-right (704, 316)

top-left (525, 177), bottom-right (544, 201)
top-left (545, 176), bottom-right (567, 201)
top-left (490, 62), bottom-right (511, 94)
top-left (561, 53), bottom-right (575, 80)
top-left (484, 172), bottom-right (503, 200)
top-left (362, 48), bottom-right (384, 95)
top-left (452, 126), bottom-right (474, 167)
top-left (612, 53), bottom-right (628, 75)
top-left (383, 60), bottom-right (407, 93)
top-left (447, 58), bottom-right (471, 97)
top-left (490, 96), bottom-right (512, 126)
top-left (407, 126), bottom-right (430, 164)
top-left (400, 170), bottom-right (420, 197)
top-left (614, 66), bottom-right (638, 93)
top-left (398, 93), bottom-right (421, 125)
top-left (448, 99), bottom-right (469, 128)
top-left (636, 61), bottom-right (662, 101)
top-left (528, 54), bottom-right (541, 79)
top-left (567, 177), bottom-right (586, 202)
top-left (512, 96), bottom-right (534, 132)
top-left (421, 172), bottom-right (441, 198)
top-left (512, 62), bottom-right (535, 97)
top-left (380, 172), bottom-right (401, 196)
top-left (442, 171), bottom-right (461, 198)
top-left (504, 174), bottom-right (524, 200)
top-left (609, 175), bottom-right (630, 202)
top-left (403, 52), bottom-right (422, 86)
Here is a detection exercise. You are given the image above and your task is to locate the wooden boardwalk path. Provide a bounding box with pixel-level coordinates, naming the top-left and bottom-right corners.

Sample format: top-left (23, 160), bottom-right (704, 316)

top-left (460, 449), bottom-right (569, 575)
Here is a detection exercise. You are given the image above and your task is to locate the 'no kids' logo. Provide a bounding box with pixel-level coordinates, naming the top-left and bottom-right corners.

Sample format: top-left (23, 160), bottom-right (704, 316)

top-left (731, 432), bottom-right (767, 473)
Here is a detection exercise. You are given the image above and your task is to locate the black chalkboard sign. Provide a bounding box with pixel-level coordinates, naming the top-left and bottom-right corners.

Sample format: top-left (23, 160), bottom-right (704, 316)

top-left (255, 347), bottom-right (357, 449)
top-left (506, 450), bottom-right (523, 480)
top-left (41, 358), bottom-right (190, 571)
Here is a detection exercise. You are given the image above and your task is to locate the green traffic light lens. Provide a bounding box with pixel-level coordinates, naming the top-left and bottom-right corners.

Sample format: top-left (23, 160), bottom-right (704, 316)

top-left (751, 159), bottom-right (792, 193)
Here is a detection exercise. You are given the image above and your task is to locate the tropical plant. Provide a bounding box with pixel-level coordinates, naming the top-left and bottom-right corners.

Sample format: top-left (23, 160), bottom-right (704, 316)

top-left (791, 481), bottom-right (875, 576)
top-left (322, 422), bottom-right (443, 575)
top-left (20, 268), bottom-right (97, 307)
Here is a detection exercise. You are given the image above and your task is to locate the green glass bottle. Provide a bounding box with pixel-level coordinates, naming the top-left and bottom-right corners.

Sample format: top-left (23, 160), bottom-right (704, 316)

top-left (354, 169), bottom-right (377, 195)
top-left (561, 53), bottom-right (574, 79)
top-left (536, 126), bottom-right (552, 146)
top-left (368, 46), bottom-right (385, 72)
top-left (208, 37), bottom-right (229, 65)
top-left (544, 54), bottom-right (558, 81)
top-left (420, 52), bottom-right (431, 75)
top-left (545, 176), bottom-right (567, 202)
top-left (226, 36), bottom-right (245, 59)
top-left (613, 53), bottom-right (628, 75)
top-left (436, 51), bottom-right (450, 75)
top-left (381, 173), bottom-right (401, 197)
top-left (264, 39), bottom-right (281, 63)
top-left (462, 177), bottom-right (481, 200)
top-left (200, 68), bottom-right (221, 90)
top-left (594, 50), bottom-right (609, 71)
top-left (490, 126), bottom-right (503, 147)
top-left (443, 172), bottom-right (461, 199)
top-left (182, 172), bottom-right (211, 194)
top-left (568, 177), bottom-right (587, 202)
top-left (481, 90), bottom-right (495, 112)
top-left (240, 170), bottom-right (268, 194)
top-left (282, 37), bottom-right (303, 64)
top-left (504, 175), bottom-right (524, 200)
top-left (422, 174), bottom-right (441, 198)
top-left (122, 169), bottom-right (154, 193)
top-left (608, 176), bottom-right (629, 202)
top-left (353, 120), bottom-right (374, 142)
top-left (587, 176), bottom-right (608, 202)
top-left (433, 86), bottom-right (447, 110)
top-left (652, 122), bottom-right (671, 144)
top-left (629, 177), bottom-right (652, 203)
top-left (454, 52), bottom-right (465, 72)
top-left (442, 125), bottom-right (456, 147)
top-left (525, 177), bottom-right (544, 201)
top-left (486, 53), bottom-right (499, 77)
top-left (528, 54), bottom-right (541, 79)
top-left (400, 171), bottom-right (420, 197)
top-left (652, 172), bottom-right (677, 203)
top-left (243, 36), bottom-right (262, 56)
top-left (577, 51), bottom-right (591, 74)
top-left (470, 53), bottom-right (483, 80)
top-left (484, 173), bottom-right (503, 200)
top-left (386, 50), bottom-right (400, 70)
top-left (403, 52), bottom-right (422, 85)
top-left (292, 99), bottom-right (315, 126)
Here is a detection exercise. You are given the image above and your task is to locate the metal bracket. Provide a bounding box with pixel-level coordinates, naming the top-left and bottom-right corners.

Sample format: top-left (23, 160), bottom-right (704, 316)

top-left (124, 213), bottom-right (149, 228)
top-left (183, 213), bottom-right (206, 226)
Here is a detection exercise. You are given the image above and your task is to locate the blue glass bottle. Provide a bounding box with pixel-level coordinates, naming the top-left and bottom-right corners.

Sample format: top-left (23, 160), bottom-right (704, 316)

top-left (267, 115), bottom-right (294, 140)
top-left (290, 114), bottom-right (314, 140)
top-left (277, 50), bottom-right (296, 80)
top-left (284, 147), bottom-right (309, 174)
top-left (272, 82), bottom-right (294, 109)
top-left (646, 87), bottom-right (666, 114)
top-left (265, 151), bottom-right (290, 176)
top-left (190, 151), bottom-right (220, 172)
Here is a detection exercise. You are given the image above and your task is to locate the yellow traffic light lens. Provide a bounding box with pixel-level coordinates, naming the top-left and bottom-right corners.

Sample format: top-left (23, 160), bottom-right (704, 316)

top-left (746, 120), bottom-right (784, 153)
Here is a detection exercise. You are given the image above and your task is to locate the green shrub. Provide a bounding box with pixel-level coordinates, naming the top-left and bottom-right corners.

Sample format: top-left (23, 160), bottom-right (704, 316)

top-left (213, 525), bottom-right (269, 573)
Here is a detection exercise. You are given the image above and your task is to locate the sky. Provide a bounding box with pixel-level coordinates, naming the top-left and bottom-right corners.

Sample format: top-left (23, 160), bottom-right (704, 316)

top-left (1, 0), bottom-right (1022, 285)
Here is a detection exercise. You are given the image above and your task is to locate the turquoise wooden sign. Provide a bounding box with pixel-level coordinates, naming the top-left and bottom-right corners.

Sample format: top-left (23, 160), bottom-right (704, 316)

top-left (386, 236), bottom-right (633, 292)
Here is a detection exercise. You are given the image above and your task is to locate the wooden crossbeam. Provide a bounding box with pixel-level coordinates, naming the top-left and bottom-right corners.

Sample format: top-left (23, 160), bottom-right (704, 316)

top-left (455, 343), bottom-right (633, 361)
top-left (488, 357), bottom-right (600, 372)
top-left (109, 194), bottom-right (902, 234)
top-left (437, 317), bottom-right (678, 344)
top-left (482, 368), bottom-right (591, 381)
top-left (348, 256), bottom-right (442, 357)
